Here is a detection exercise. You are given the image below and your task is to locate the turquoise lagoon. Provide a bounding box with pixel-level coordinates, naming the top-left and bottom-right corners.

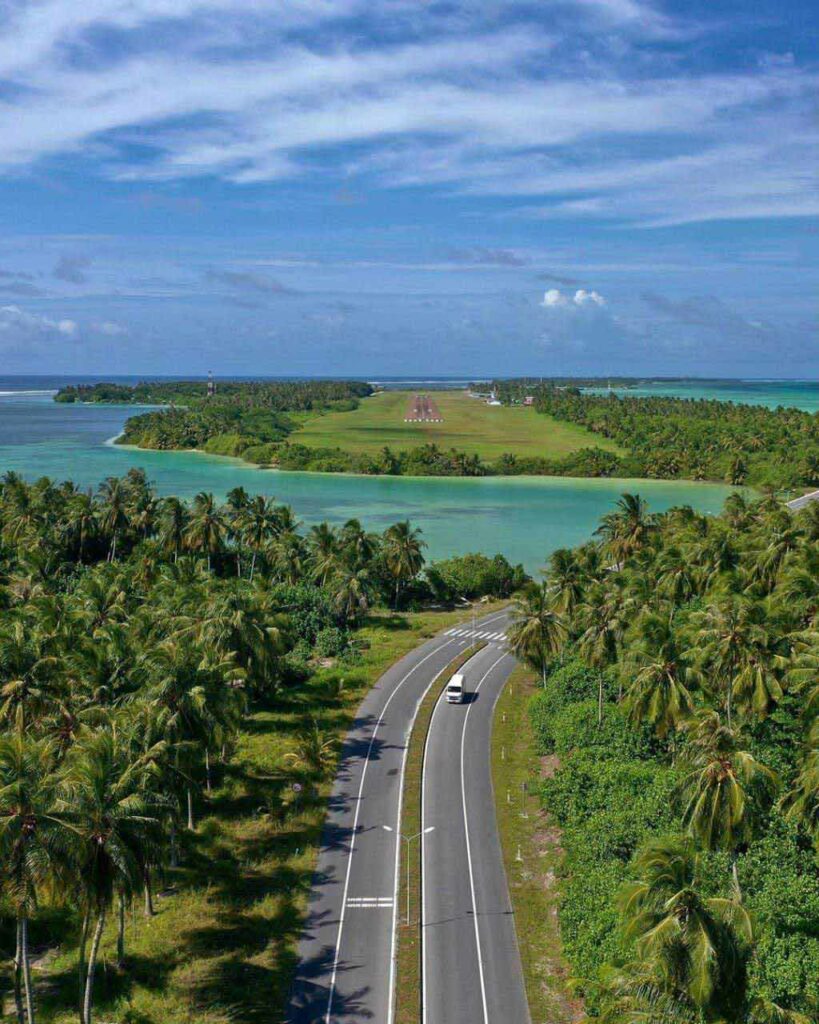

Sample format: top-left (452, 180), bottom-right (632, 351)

top-left (0, 389), bottom-right (737, 573)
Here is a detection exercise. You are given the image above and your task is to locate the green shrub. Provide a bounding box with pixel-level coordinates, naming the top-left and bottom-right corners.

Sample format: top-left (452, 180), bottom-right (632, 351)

top-left (314, 626), bottom-right (349, 658)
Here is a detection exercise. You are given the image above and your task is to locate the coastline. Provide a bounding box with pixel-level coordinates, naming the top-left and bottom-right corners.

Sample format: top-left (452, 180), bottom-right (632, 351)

top-left (110, 436), bottom-right (744, 493)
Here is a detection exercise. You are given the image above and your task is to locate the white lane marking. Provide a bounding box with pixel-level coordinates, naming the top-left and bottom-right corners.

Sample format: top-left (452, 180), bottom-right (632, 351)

top-left (389, 651), bottom-right (464, 1024)
top-left (326, 637), bottom-right (459, 1024)
top-left (460, 650), bottom-right (511, 1024)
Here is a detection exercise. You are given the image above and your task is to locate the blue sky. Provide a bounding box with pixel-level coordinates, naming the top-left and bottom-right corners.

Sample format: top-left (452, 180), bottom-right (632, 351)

top-left (0, 0), bottom-right (816, 376)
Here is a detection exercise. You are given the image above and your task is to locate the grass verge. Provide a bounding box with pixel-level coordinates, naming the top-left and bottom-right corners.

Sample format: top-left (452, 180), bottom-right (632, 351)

top-left (393, 640), bottom-right (487, 1024)
top-left (28, 604), bottom-right (504, 1024)
top-left (491, 665), bottom-right (581, 1024)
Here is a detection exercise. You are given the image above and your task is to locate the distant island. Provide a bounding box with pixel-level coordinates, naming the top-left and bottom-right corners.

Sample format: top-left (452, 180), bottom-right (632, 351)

top-left (54, 378), bottom-right (819, 490)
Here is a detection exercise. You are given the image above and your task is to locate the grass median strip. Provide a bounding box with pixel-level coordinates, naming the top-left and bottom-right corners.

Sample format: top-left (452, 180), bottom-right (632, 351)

top-left (393, 640), bottom-right (488, 1024)
top-left (491, 665), bottom-right (580, 1024)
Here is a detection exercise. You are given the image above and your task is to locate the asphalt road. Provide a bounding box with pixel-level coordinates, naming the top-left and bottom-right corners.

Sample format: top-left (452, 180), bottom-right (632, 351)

top-left (422, 643), bottom-right (530, 1024)
top-left (285, 609), bottom-right (511, 1024)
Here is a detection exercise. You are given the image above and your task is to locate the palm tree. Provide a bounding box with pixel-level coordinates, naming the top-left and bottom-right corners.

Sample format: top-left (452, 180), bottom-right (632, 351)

top-left (225, 486), bottom-right (250, 577)
top-left (0, 621), bottom-right (60, 734)
top-left (184, 492), bottom-right (225, 572)
top-left (624, 611), bottom-right (694, 741)
top-left (63, 492), bottom-right (98, 564)
top-left (0, 735), bottom-right (65, 1024)
top-left (576, 580), bottom-right (627, 720)
top-left (58, 728), bottom-right (162, 1024)
top-left (240, 495), bottom-right (279, 581)
top-left (617, 835), bottom-right (753, 1018)
top-left (507, 582), bottom-right (566, 685)
top-left (284, 720), bottom-right (338, 780)
top-left (383, 521), bottom-right (426, 609)
top-left (157, 497), bottom-right (188, 563)
top-left (545, 547), bottom-right (587, 618)
top-left (268, 531), bottom-right (305, 585)
top-left (331, 567), bottom-right (371, 626)
top-left (779, 721), bottom-right (819, 847)
top-left (339, 518), bottom-right (378, 571)
top-left (97, 477), bottom-right (130, 562)
top-left (678, 711), bottom-right (778, 853)
top-left (141, 639), bottom-right (240, 829)
top-left (308, 522), bottom-right (341, 587)
top-left (688, 598), bottom-right (783, 727)
top-left (192, 591), bottom-right (281, 699)
top-left (595, 493), bottom-right (655, 565)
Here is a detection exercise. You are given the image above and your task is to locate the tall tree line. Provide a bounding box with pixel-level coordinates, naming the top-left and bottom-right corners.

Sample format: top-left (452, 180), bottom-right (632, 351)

top-left (509, 491), bottom-right (819, 1023)
top-left (0, 468), bottom-right (431, 1024)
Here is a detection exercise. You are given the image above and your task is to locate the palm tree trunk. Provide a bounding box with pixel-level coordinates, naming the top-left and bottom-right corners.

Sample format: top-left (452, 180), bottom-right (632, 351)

top-left (598, 676), bottom-right (604, 726)
top-left (13, 915), bottom-right (24, 1024)
top-left (109, 532), bottom-right (117, 563)
top-left (205, 749), bottom-right (212, 794)
top-left (250, 550), bottom-right (257, 581)
top-left (187, 786), bottom-right (195, 830)
top-left (83, 910), bottom-right (106, 1024)
top-left (77, 906), bottom-right (90, 1020)
top-left (207, 553), bottom-right (211, 573)
top-left (116, 893), bottom-right (126, 966)
top-left (143, 865), bottom-right (154, 918)
top-left (21, 913), bottom-right (35, 1024)
top-left (169, 822), bottom-right (178, 868)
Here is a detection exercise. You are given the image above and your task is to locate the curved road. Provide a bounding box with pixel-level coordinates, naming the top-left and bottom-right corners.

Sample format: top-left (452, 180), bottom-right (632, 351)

top-left (286, 609), bottom-right (514, 1023)
top-left (422, 643), bottom-right (529, 1024)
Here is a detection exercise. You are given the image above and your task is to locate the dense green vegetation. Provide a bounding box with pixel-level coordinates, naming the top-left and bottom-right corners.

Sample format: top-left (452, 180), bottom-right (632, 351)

top-left (496, 381), bottom-right (819, 489)
top-left (55, 379), bottom-right (373, 410)
top-left (0, 468), bottom-right (524, 1023)
top-left (507, 493), bottom-right (819, 1023)
top-left (56, 379), bottom-right (819, 488)
top-left (56, 380), bottom-right (372, 458)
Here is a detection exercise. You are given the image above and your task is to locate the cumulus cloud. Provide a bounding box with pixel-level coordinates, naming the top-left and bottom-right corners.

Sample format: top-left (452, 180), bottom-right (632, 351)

top-left (541, 288), bottom-right (606, 308)
top-left (0, 305), bottom-right (78, 339)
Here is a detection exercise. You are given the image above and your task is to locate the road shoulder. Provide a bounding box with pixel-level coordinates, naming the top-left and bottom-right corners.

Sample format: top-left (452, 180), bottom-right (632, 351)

top-left (491, 665), bottom-right (583, 1024)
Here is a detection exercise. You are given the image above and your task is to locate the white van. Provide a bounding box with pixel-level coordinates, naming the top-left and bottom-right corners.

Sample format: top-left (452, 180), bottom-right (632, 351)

top-left (446, 672), bottom-right (466, 704)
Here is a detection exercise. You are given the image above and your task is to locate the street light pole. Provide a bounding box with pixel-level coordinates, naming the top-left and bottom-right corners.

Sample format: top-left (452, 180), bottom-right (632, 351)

top-left (383, 825), bottom-right (435, 925)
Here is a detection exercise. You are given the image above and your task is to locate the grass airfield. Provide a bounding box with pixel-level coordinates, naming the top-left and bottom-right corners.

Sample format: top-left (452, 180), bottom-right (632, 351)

top-left (291, 389), bottom-right (622, 461)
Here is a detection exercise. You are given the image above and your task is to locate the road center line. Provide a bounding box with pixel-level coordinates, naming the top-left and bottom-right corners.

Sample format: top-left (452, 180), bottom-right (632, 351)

top-left (459, 650), bottom-right (513, 1024)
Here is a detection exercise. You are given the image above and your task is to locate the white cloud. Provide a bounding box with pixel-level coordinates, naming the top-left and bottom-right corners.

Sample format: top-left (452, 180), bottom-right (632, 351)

top-left (0, 1), bottom-right (812, 228)
top-left (0, 305), bottom-right (78, 338)
top-left (542, 288), bottom-right (606, 308)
